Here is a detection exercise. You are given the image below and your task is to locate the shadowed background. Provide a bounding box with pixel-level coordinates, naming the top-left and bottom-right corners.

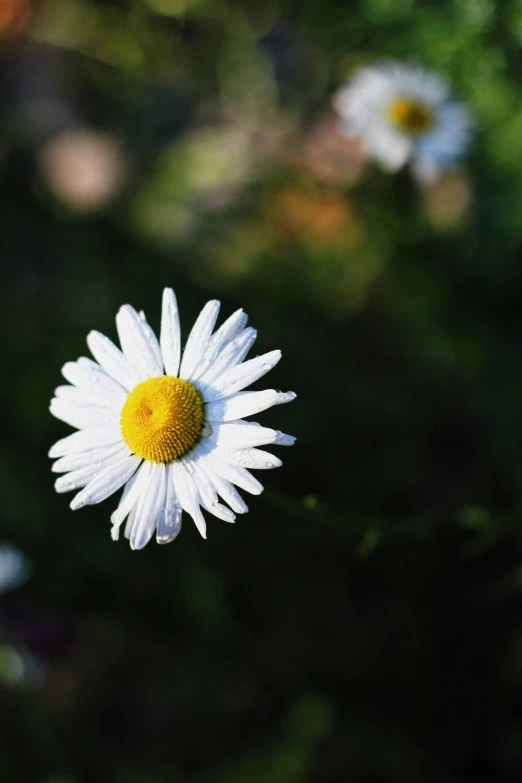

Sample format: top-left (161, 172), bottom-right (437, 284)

top-left (3, 0), bottom-right (522, 781)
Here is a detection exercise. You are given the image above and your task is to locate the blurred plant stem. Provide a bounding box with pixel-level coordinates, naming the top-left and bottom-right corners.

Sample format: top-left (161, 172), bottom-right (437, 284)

top-left (262, 489), bottom-right (509, 552)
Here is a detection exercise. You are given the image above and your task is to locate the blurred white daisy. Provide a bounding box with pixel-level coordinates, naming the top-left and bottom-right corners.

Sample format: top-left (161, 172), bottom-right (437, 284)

top-left (0, 544), bottom-right (30, 593)
top-left (333, 62), bottom-right (472, 183)
top-left (49, 290), bottom-right (296, 550)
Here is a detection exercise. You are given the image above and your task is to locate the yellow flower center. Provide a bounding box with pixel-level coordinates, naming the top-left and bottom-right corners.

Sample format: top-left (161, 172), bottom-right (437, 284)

top-left (387, 97), bottom-right (434, 135)
top-left (120, 376), bottom-right (204, 463)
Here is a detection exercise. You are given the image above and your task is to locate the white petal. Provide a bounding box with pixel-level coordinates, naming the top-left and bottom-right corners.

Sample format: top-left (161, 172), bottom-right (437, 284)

top-left (77, 357), bottom-right (99, 368)
top-left (183, 458), bottom-right (218, 507)
top-left (204, 350), bottom-right (282, 402)
top-left (116, 305), bottom-right (163, 380)
top-left (208, 421), bottom-right (274, 448)
top-left (183, 459), bottom-right (236, 522)
top-left (160, 288), bottom-right (181, 377)
top-left (215, 447), bottom-right (282, 470)
top-left (189, 309), bottom-right (248, 382)
top-left (184, 460), bottom-right (235, 523)
top-left (201, 499), bottom-right (235, 522)
top-left (205, 390), bottom-right (296, 422)
top-left (179, 300), bottom-right (220, 381)
top-left (156, 462), bottom-right (182, 544)
top-left (273, 431), bottom-right (296, 446)
top-left (55, 462), bottom-right (106, 493)
top-left (130, 463), bottom-right (167, 551)
top-left (53, 385), bottom-right (123, 413)
top-left (70, 453), bottom-right (141, 510)
top-left (52, 442), bottom-right (126, 473)
top-left (124, 505), bottom-right (137, 540)
top-left (198, 327), bottom-right (257, 387)
top-left (207, 308), bottom-right (248, 352)
top-left (50, 399), bottom-right (119, 430)
top-left (332, 85), bottom-right (352, 118)
top-left (171, 461), bottom-right (207, 538)
top-left (110, 460), bottom-right (152, 537)
top-left (61, 360), bottom-right (127, 398)
top-left (197, 456), bottom-right (248, 513)
top-left (87, 330), bottom-right (140, 391)
top-left (54, 444), bottom-right (128, 492)
top-left (207, 421), bottom-right (295, 449)
top-left (198, 446), bottom-right (263, 495)
top-left (369, 130), bottom-right (411, 171)
top-left (49, 428), bottom-right (122, 458)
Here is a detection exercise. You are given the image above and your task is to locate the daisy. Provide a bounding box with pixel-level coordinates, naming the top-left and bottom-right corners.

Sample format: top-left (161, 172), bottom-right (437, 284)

top-left (333, 62), bottom-right (472, 183)
top-left (49, 290), bottom-right (296, 550)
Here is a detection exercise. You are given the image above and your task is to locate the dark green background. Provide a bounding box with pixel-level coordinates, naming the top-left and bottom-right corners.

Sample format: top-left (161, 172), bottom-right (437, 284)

top-left (3, 0), bottom-right (522, 780)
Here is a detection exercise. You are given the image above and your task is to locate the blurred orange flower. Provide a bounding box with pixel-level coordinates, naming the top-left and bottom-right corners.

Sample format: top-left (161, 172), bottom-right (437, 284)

top-left (0, 0), bottom-right (30, 37)
top-left (272, 185), bottom-right (363, 248)
top-left (288, 110), bottom-right (366, 187)
top-left (39, 129), bottom-right (126, 213)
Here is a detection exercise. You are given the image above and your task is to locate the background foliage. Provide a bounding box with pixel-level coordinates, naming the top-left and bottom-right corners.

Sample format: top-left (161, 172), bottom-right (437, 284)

top-left (3, 0), bottom-right (522, 780)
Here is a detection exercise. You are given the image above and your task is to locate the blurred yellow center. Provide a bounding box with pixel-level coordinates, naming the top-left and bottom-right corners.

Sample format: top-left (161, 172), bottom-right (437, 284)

top-left (387, 97), bottom-right (434, 135)
top-left (120, 376), bottom-right (203, 463)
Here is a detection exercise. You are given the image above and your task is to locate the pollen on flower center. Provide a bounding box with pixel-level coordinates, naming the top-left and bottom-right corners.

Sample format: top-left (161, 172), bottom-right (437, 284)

top-left (387, 97), bottom-right (434, 135)
top-left (120, 376), bottom-right (203, 463)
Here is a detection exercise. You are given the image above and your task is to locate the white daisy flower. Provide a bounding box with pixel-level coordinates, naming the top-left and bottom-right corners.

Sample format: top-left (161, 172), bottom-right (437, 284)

top-left (333, 62), bottom-right (472, 183)
top-left (49, 290), bottom-right (296, 550)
